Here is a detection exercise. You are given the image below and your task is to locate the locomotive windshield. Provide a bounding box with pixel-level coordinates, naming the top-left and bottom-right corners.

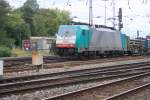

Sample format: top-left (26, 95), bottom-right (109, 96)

top-left (58, 27), bottom-right (76, 37)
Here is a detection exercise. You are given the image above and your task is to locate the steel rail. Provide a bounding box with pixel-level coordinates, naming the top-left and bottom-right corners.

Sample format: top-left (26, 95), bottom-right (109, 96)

top-left (1, 61), bottom-right (150, 84)
top-left (3, 56), bottom-right (74, 67)
top-left (3, 56), bottom-right (149, 72)
top-left (1, 67), bottom-right (149, 86)
top-left (104, 83), bottom-right (150, 100)
top-left (43, 72), bottom-right (150, 100)
top-left (0, 70), bottom-right (147, 97)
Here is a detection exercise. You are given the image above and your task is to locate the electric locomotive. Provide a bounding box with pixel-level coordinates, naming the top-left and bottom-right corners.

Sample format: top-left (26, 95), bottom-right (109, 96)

top-left (56, 25), bottom-right (127, 57)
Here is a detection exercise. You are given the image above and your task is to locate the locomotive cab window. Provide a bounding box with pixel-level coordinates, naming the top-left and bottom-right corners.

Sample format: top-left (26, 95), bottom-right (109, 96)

top-left (58, 27), bottom-right (76, 37)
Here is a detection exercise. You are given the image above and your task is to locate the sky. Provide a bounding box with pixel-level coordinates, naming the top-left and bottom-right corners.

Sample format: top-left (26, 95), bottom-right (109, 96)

top-left (6, 0), bottom-right (150, 38)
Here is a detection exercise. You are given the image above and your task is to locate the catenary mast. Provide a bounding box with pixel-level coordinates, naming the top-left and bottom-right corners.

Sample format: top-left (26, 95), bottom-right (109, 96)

top-left (89, 0), bottom-right (93, 26)
top-left (112, 0), bottom-right (115, 28)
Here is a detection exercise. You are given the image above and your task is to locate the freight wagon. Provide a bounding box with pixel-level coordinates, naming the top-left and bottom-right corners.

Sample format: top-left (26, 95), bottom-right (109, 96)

top-left (144, 38), bottom-right (150, 53)
top-left (128, 38), bottom-right (145, 55)
top-left (56, 25), bottom-right (125, 57)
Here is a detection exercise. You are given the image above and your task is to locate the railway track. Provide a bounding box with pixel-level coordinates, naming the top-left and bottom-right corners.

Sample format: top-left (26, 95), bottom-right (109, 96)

top-left (1, 61), bottom-right (150, 84)
top-left (3, 56), bottom-right (76, 73)
top-left (2, 56), bottom-right (75, 67)
top-left (44, 71), bottom-right (150, 100)
top-left (0, 61), bottom-right (150, 98)
top-left (104, 83), bottom-right (150, 100)
top-left (3, 55), bottom-right (150, 73)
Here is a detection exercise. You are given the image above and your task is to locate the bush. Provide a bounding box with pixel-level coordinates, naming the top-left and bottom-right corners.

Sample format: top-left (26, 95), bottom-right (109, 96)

top-left (0, 45), bottom-right (11, 57)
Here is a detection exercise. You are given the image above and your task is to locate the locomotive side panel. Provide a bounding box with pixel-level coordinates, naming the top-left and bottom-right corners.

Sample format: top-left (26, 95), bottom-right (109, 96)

top-left (88, 28), bottom-right (122, 52)
top-left (121, 33), bottom-right (127, 51)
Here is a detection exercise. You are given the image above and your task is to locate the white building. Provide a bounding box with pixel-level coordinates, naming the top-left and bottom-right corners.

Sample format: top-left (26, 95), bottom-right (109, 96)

top-left (30, 37), bottom-right (55, 52)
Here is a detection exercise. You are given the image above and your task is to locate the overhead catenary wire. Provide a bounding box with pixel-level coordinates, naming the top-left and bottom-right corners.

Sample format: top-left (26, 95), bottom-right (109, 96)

top-left (66, 0), bottom-right (70, 6)
top-left (52, 0), bottom-right (55, 6)
top-left (9, 0), bottom-right (150, 36)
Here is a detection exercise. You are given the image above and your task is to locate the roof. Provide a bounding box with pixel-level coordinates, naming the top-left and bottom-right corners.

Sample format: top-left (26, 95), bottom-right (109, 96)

top-left (30, 37), bottom-right (55, 40)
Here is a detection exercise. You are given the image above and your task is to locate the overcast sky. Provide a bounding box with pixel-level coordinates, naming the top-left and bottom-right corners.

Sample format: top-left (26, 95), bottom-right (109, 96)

top-left (6, 0), bottom-right (150, 38)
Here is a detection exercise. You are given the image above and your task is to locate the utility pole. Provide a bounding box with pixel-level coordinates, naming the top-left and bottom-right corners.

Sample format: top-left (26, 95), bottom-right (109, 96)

top-left (137, 30), bottom-right (139, 38)
top-left (112, 0), bottom-right (115, 28)
top-left (89, 0), bottom-right (93, 26)
top-left (104, 0), bottom-right (108, 25)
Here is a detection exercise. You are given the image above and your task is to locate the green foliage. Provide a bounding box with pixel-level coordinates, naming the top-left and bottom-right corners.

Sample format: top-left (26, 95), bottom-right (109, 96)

top-left (33, 9), bottom-right (71, 36)
top-left (21, 0), bottom-right (39, 35)
top-left (0, 45), bottom-right (11, 57)
top-left (5, 11), bottom-right (31, 47)
top-left (0, 0), bottom-right (71, 54)
top-left (0, 0), bottom-right (15, 49)
top-left (0, 0), bottom-right (10, 28)
top-left (0, 32), bottom-right (15, 48)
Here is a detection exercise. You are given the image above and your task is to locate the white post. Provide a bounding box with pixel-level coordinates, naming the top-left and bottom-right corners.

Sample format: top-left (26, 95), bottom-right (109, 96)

top-left (0, 60), bottom-right (3, 78)
top-left (32, 51), bottom-right (43, 66)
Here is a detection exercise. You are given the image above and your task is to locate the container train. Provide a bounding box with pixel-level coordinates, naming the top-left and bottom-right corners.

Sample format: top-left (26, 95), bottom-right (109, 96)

top-left (55, 24), bottom-right (150, 57)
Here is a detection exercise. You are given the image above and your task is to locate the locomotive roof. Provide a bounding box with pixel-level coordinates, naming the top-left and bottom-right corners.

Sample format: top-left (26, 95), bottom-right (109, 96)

top-left (60, 25), bottom-right (89, 30)
top-left (60, 24), bottom-right (117, 31)
top-left (71, 21), bottom-right (116, 30)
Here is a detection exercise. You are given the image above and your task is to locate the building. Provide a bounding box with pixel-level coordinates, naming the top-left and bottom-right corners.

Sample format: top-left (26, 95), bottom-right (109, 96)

top-left (30, 37), bottom-right (55, 52)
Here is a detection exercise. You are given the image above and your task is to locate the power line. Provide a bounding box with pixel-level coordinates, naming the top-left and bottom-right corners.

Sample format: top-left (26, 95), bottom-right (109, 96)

top-left (66, 0), bottom-right (70, 6)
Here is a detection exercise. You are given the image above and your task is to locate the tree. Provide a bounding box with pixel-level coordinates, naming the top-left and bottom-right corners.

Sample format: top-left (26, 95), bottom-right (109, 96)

top-left (5, 11), bottom-right (31, 46)
top-left (0, 0), bottom-right (10, 29)
top-left (0, 0), bottom-right (71, 49)
top-left (0, 0), bottom-right (15, 48)
top-left (0, 3), bottom-right (32, 48)
top-left (33, 8), bottom-right (71, 36)
top-left (21, 0), bottom-right (39, 36)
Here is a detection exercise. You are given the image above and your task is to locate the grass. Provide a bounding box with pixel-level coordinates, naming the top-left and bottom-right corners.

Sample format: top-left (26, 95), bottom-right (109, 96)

top-left (11, 49), bottom-right (54, 57)
top-left (11, 48), bottom-right (32, 57)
